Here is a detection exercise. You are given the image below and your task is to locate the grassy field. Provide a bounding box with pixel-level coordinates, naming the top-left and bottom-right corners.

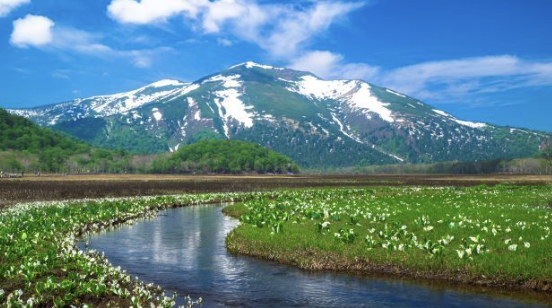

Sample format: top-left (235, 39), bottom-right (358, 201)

top-left (0, 192), bottom-right (263, 307)
top-left (1, 179), bottom-right (552, 306)
top-left (225, 185), bottom-right (552, 293)
top-left (1, 174), bottom-right (550, 208)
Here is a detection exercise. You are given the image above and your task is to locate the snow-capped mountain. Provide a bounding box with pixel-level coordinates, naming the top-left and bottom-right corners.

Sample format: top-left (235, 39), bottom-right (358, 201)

top-left (8, 61), bottom-right (550, 167)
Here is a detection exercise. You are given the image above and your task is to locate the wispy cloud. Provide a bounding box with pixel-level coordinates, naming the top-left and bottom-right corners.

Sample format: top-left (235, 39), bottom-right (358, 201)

top-left (290, 51), bottom-right (552, 106)
top-left (9, 15), bottom-right (169, 68)
top-left (0, 0), bottom-right (30, 17)
top-left (107, 0), bottom-right (365, 59)
top-left (381, 55), bottom-right (552, 97)
top-left (289, 50), bottom-right (379, 80)
top-left (381, 55), bottom-right (552, 103)
top-left (217, 38), bottom-right (233, 47)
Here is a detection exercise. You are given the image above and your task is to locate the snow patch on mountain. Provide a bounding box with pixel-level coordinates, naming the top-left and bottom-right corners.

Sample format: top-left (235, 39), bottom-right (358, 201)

top-left (229, 61), bottom-right (284, 71)
top-left (186, 98), bottom-right (202, 120)
top-left (347, 83), bottom-right (394, 123)
top-left (131, 111), bottom-right (142, 120)
top-left (203, 74), bottom-right (255, 133)
top-left (204, 74), bottom-right (242, 88)
top-left (386, 89), bottom-right (406, 98)
top-left (149, 79), bottom-right (186, 88)
top-left (433, 109), bottom-right (451, 117)
top-left (8, 109), bottom-right (41, 118)
top-left (290, 76), bottom-right (394, 123)
top-left (330, 112), bottom-right (403, 161)
top-left (81, 81), bottom-right (196, 118)
top-left (433, 109), bottom-right (486, 129)
top-left (152, 108), bottom-right (162, 122)
top-left (453, 119), bottom-right (486, 129)
top-left (291, 75), bottom-right (356, 100)
top-left (330, 112), bottom-right (361, 143)
top-left (213, 88), bottom-right (254, 137)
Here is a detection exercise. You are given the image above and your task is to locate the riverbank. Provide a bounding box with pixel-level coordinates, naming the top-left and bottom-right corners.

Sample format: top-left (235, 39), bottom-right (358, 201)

top-left (224, 186), bottom-right (552, 295)
top-left (0, 192), bottom-right (260, 307)
top-left (3, 185), bottom-right (551, 306)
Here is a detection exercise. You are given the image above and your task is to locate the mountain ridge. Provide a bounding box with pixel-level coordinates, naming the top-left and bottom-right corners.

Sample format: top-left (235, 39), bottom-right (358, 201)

top-left (8, 61), bottom-right (551, 167)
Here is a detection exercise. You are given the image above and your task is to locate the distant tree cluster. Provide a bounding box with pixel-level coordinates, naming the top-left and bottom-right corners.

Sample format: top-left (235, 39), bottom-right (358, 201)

top-left (542, 140), bottom-right (552, 163)
top-left (347, 157), bottom-right (552, 175)
top-left (151, 139), bottom-right (299, 174)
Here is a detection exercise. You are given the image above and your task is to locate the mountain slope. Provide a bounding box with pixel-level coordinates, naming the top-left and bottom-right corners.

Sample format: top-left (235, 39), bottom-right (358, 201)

top-left (9, 62), bottom-right (551, 168)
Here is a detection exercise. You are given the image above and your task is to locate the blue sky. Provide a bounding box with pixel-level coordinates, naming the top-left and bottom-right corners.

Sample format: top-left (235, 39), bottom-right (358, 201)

top-left (1, 0), bottom-right (551, 131)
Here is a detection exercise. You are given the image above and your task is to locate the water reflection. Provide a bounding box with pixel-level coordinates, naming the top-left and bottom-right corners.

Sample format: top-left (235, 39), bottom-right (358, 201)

top-left (81, 204), bottom-right (550, 308)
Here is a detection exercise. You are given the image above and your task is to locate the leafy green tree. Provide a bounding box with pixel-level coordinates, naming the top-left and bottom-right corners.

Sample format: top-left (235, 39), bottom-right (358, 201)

top-left (151, 139), bottom-right (299, 174)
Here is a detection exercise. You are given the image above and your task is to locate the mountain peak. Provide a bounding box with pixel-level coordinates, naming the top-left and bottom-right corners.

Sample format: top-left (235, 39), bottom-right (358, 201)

top-left (7, 64), bottom-right (550, 168)
top-left (228, 61), bottom-right (285, 71)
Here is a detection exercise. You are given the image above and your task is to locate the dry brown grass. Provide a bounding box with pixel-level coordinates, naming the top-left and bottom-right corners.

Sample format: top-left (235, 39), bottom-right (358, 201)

top-left (1, 173), bottom-right (550, 208)
top-left (3, 173), bottom-right (307, 182)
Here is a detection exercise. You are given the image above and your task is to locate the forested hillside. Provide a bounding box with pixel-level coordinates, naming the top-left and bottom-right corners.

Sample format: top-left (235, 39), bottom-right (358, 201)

top-left (0, 108), bottom-right (89, 153)
top-left (0, 108), bottom-right (133, 173)
top-left (151, 139), bottom-right (299, 174)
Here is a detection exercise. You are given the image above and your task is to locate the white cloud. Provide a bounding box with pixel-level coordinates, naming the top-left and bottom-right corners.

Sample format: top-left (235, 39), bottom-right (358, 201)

top-left (10, 15), bottom-right (54, 47)
top-left (107, 0), bottom-right (201, 24)
top-left (10, 15), bottom-right (167, 68)
top-left (0, 0), bottom-right (30, 17)
top-left (289, 50), bottom-right (380, 81)
top-left (217, 38), bottom-right (233, 47)
top-left (380, 56), bottom-right (552, 102)
top-left (261, 2), bottom-right (364, 57)
top-left (107, 0), bottom-right (364, 59)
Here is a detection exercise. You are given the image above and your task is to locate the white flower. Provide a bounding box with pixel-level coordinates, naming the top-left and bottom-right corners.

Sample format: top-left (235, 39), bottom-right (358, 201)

top-left (457, 250), bottom-right (465, 259)
top-left (508, 244), bottom-right (518, 251)
top-left (423, 226), bottom-right (434, 231)
top-left (524, 242), bottom-right (530, 248)
top-left (476, 244), bottom-right (485, 254)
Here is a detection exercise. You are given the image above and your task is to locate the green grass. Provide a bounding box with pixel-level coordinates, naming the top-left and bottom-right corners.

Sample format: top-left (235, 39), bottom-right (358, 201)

top-left (225, 185), bottom-right (552, 291)
top-left (2, 185), bottom-right (551, 307)
top-left (0, 192), bottom-right (261, 307)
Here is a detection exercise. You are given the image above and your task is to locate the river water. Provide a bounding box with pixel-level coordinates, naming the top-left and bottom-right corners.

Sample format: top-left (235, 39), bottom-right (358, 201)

top-left (81, 204), bottom-right (550, 308)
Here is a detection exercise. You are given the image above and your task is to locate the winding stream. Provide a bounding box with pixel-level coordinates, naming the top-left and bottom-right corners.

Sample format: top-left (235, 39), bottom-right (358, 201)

top-left (81, 204), bottom-right (551, 308)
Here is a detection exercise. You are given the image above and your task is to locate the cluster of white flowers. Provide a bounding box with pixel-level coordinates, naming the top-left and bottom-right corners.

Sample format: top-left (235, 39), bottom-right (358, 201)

top-left (1, 191), bottom-right (259, 307)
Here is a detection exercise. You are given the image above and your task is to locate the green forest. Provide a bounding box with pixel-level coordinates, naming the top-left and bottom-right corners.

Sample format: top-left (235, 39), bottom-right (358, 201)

top-left (0, 108), bottom-right (299, 174)
top-left (0, 108), bottom-right (135, 173)
top-left (151, 139), bottom-right (299, 174)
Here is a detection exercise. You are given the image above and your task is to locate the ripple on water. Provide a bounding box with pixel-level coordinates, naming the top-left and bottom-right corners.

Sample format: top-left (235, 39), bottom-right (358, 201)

top-left (80, 204), bottom-right (551, 308)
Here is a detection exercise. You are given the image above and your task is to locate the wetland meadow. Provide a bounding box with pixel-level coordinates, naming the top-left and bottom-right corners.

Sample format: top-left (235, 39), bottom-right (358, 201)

top-left (1, 176), bottom-right (551, 307)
